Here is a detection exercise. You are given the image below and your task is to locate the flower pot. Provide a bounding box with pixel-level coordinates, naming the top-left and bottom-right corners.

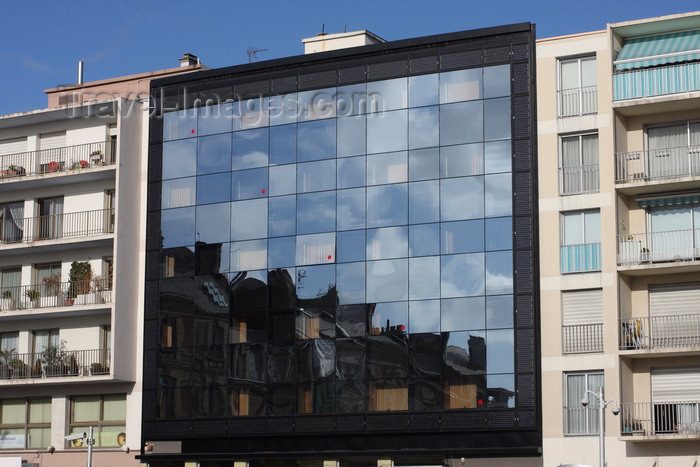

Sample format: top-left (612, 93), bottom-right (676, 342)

top-left (0, 298), bottom-right (15, 311)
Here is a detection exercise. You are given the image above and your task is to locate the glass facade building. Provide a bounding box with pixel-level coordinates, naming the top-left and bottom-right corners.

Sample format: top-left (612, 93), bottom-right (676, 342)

top-left (144, 23), bottom-right (539, 465)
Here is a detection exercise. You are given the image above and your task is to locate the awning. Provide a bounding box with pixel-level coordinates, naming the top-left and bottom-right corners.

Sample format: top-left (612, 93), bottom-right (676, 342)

top-left (637, 194), bottom-right (700, 208)
top-left (615, 30), bottom-right (700, 71)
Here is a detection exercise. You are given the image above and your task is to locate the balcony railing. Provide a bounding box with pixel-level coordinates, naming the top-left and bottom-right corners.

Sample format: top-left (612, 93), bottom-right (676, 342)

top-left (615, 145), bottom-right (700, 183)
top-left (558, 85), bottom-right (598, 117)
top-left (0, 348), bottom-right (110, 380)
top-left (619, 314), bottom-right (700, 351)
top-left (617, 230), bottom-right (700, 266)
top-left (0, 140), bottom-right (115, 180)
top-left (0, 208), bottom-right (114, 245)
top-left (614, 62), bottom-right (700, 101)
top-left (563, 323), bottom-right (603, 353)
top-left (0, 278), bottom-right (112, 311)
top-left (561, 243), bottom-right (601, 273)
top-left (620, 401), bottom-right (700, 437)
top-left (559, 164), bottom-right (599, 195)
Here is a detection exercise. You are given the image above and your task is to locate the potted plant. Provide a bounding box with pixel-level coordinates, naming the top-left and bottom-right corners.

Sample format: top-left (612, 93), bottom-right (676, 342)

top-left (41, 274), bottom-right (63, 307)
top-left (70, 161), bottom-right (83, 171)
top-left (91, 274), bottom-right (106, 304)
top-left (90, 362), bottom-right (109, 375)
top-left (90, 150), bottom-right (103, 165)
top-left (25, 289), bottom-right (40, 307)
top-left (0, 290), bottom-right (14, 311)
top-left (0, 348), bottom-right (13, 379)
top-left (31, 358), bottom-right (42, 378)
top-left (42, 340), bottom-right (69, 377)
top-left (70, 261), bottom-right (94, 305)
top-left (640, 247), bottom-right (650, 263)
top-left (8, 357), bottom-right (27, 379)
top-left (7, 165), bottom-right (26, 176)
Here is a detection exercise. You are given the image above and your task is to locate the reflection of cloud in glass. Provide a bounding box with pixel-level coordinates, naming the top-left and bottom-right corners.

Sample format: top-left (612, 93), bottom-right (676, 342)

top-left (366, 259), bottom-right (408, 302)
top-left (486, 329), bottom-right (514, 374)
top-left (367, 227), bottom-right (407, 260)
top-left (440, 253), bottom-right (484, 298)
top-left (408, 300), bottom-right (440, 333)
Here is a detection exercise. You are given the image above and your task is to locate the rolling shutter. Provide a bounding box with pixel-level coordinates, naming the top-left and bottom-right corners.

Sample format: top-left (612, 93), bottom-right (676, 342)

top-left (562, 289), bottom-right (603, 325)
top-left (652, 367), bottom-right (700, 402)
top-left (39, 131), bottom-right (66, 165)
top-left (0, 137), bottom-right (27, 156)
top-left (649, 283), bottom-right (700, 317)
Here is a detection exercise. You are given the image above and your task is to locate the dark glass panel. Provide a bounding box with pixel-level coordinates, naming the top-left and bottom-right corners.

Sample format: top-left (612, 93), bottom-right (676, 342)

top-left (161, 246), bottom-right (196, 278)
top-left (443, 374), bottom-right (487, 410)
top-left (193, 384), bottom-right (227, 419)
top-left (232, 128), bottom-right (269, 170)
top-left (410, 378), bottom-right (442, 411)
top-left (197, 173), bottom-right (231, 205)
top-left (194, 274), bottom-right (230, 321)
top-left (485, 217), bottom-right (512, 251)
top-left (299, 378), bottom-right (336, 414)
top-left (297, 191), bottom-right (336, 235)
top-left (298, 119), bottom-right (336, 162)
top-left (336, 380), bottom-right (366, 413)
top-left (297, 339), bottom-right (336, 381)
top-left (229, 383), bottom-right (266, 417)
top-left (296, 264), bottom-right (336, 306)
top-left (409, 333), bottom-right (444, 377)
top-left (441, 296), bottom-right (485, 332)
top-left (444, 331), bottom-right (486, 375)
top-left (267, 344), bottom-right (296, 382)
top-left (440, 253), bottom-right (485, 298)
top-left (270, 312), bottom-right (295, 343)
top-left (367, 335), bottom-right (409, 379)
top-left (336, 338), bottom-right (366, 379)
top-left (296, 307), bottom-right (336, 340)
top-left (268, 268), bottom-right (296, 311)
top-left (161, 207), bottom-right (195, 248)
top-left (196, 203), bottom-right (230, 244)
top-left (160, 276), bottom-right (195, 315)
top-left (269, 124), bottom-right (297, 165)
top-left (230, 270), bottom-right (268, 315)
top-left (231, 167), bottom-right (268, 201)
top-left (336, 305), bottom-right (368, 338)
top-left (197, 133), bottom-right (232, 174)
top-left (230, 343), bottom-right (266, 382)
top-left (163, 138), bottom-right (197, 180)
top-left (157, 386), bottom-right (192, 419)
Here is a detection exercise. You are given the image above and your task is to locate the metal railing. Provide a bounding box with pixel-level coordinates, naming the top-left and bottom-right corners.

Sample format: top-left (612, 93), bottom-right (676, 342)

top-left (614, 61), bottom-right (700, 101)
top-left (564, 406), bottom-right (600, 435)
top-left (619, 314), bottom-right (700, 351)
top-left (0, 348), bottom-right (110, 380)
top-left (560, 243), bottom-right (601, 273)
top-left (617, 230), bottom-right (700, 265)
top-left (0, 140), bottom-right (115, 180)
top-left (620, 401), bottom-right (700, 437)
top-left (558, 85), bottom-right (598, 117)
top-left (0, 208), bottom-right (114, 245)
top-left (615, 144), bottom-right (700, 183)
top-left (0, 278), bottom-right (112, 311)
top-left (563, 323), bottom-right (603, 353)
top-left (559, 164), bottom-right (599, 195)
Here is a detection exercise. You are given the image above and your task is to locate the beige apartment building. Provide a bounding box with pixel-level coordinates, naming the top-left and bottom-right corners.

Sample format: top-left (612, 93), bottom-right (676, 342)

top-left (538, 11), bottom-right (700, 467)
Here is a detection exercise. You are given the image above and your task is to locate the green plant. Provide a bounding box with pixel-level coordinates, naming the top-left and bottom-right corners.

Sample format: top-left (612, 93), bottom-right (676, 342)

top-left (69, 261), bottom-right (92, 298)
top-left (1, 290), bottom-right (11, 299)
top-left (90, 362), bottom-right (108, 374)
top-left (42, 340), bottom-right (68, 367)
top-left (25, 289), bottom-right (40, 300)
top-left (0, 348), bottom-right (14, 366)
top-left (71, 162), bottom-right (83, 170)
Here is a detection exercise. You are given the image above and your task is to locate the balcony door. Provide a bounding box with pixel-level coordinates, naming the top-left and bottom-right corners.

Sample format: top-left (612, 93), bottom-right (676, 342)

top-left (647, 123), bottom-right (700, 179)
top-left (0, 201), bottom-right (24, 243)
top-left (0, 267), bottom-right (21, 305)
top-left (652, 368), bottom-right (700, 434)
top-left (649, 283), bottom-right (700, 348)
top-left (648, 203), bottom-right (700, 261)
top-left (37, 196), bottom-right (63, 240)
top-left (559, 56), bottom-right (597, 116)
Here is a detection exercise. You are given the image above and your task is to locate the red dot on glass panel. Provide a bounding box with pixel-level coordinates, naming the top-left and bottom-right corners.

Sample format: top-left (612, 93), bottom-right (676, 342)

top-left (261, 189), bottom-right (266, 194)
top-left (399, 325), bottom-right (406, 330)
top-left (478, 399), bottom-right (484, 405)
top-left (190, 129), bottom-right (195, 134)
top-left (327, 255), bottom-right (332, 260)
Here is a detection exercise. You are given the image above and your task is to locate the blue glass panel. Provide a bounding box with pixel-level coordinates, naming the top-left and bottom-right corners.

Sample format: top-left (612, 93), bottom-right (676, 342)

top-left (196, 203), bottom-right (230, 244)
top-left (441, 253), bottom-right (485, 298)
top-left (231, 198), bottom-right (267, 241)
top-left (440, 101), bottom-right (483, 146)
top-left (196, 173), bottom-right (231, 205)
top-left (197, 133), bottom-right (232, 174)
top-left (441, 220), bottom-right (484, 254)
top-left (296, 264), bottom-right (336, 301)
top-left (366, 227), bottom-right (408, 260)
top-left (297, 191), bottom-right (336, 234)
top-left (408, 106), bottom-right (439, 150)
top-left (440, 143), bottom-right (483, 178)
top-left (233, 128), bottom-right (269, 170)
top-left (298, 120), bottom-right (336, 162)
top-left (485, 251), bottom-right (513, 295)
top-left (337, 156), bottom-right (366, 189)
top-left (163, 109), bottom-right (197, 141)
top-left (161, 207), bottom-right (195, 248)
top-left (337, 188), bottom-right (366, 231)
top-left (484, 65), bottom-right (511, 99)
top-left (486, 329), bottom-right (514, 373)
top-left (409, 148), bottom-right (439, 181)
top-left (366, 259), bottom-right (408, 302)
top-left (297, 160), bottom-right (336, 193)
top-left (163, 139), bottom-right (197, 180)
top-left (440, 176), bottom-right (484, 221)
top-left (268, 236), bottom-right (296, 268)
top-left (484, 98), bottom-right (511, 141)
top-left (485, 217), bottom-right (512, 251)
top-left (409, 256), bottom-right (440, 300)
top-left (197, 103), bottom-right (235, 136)
top-left (231, 167), bottom-right (268, 200)
top-left (367, 110), bottom-right (408, 154)
top-left (409, 74), bottom-right (439, 107)
top-left (484, 140), bottom-right (511, 174)
top-left (336, 230), bottom-right (366, 263)
top-left (486, 295), bottom-right (513, 329)
top-left (268, 195), bottom-right (296, 237)
top-left (337, 262), bottom-right (366, 305)
top-left (367, 184), bottom-right (407, 228)
top-left (269, 124), bottom-right (297, 165)
top-left (409, 223), bottom-right (439, 257)
top-left (337, 115), bottom-right (366, 157)
top-left (485, 173), bottom-right (512, 218)
top-left (408, 300), bottom-right (440, 333)
top-left (269, 164), bottom-right (296, 197)
top-left (409, 181), bottom-right (439, 224)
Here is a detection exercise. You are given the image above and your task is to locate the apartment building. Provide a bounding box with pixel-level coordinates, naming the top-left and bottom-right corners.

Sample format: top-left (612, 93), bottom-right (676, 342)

top-left (537, 11), bottom-right (700, 466)
top-left (0, 57), bottom-right (204, 467)
top-left (142, 25), bottom-right (540, 467)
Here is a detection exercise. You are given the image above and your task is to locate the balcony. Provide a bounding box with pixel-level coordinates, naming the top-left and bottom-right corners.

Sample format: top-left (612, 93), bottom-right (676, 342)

top-left (0, 208), bottom-right (114, 247)
top-left (617, 231), bottom-right (700, 267)
top-left (563, 323), bottom-right (603, 353)
top-left (0, 278), bottom-right (112, 312)
top-left (0, 348), bottom-right (110, 381)
top-left (615, 145), bottom-right (700, 191)
top-left (614, 62), bottom-right (700, 102)
top-left (620, 401), bottom-right (700, 439)
top-left (559, 164), bottom-right (599, 196)
top-left (558, 85), bottom-right (598, 117)
top-left (560, 243), bottom-right (601, 273)
top-left (619, 314), bottom-right (700, 352)
top-left (0, 140), bottom-right (115, 181)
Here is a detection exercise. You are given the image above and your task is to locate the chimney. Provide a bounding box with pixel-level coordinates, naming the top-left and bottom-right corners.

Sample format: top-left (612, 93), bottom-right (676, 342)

top-left (302, 30), bottom-right (385, 54)
top-left (179, 53), bottom-right (199, 67)
top-left (78, 61), bottom-right (84, 85)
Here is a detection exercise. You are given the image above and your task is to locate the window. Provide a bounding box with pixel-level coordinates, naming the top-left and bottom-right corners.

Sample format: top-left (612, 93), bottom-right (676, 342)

top-left (0, 398), bottom-right (51, 449)
top-left (560, 133), bottom-right (599, 195)
top-left (647, 202), bottom-right (700, 262)
top-left (34, 263), bottom-right (61, 299)
top-left (565, 371), bottom-right (603, 435)
top-left (647, 122), bottom-right (700, 179)
top-left (0, 202), bottom-right (24, 243)
top-left (36, 196), bottom-right (63, 240)
top-left (559, 56), bottom-right (597, 117)
top-left (106, 190), bottom-right (115, 232)
top-left (561, 210), bottom-right (601, 273)
top-left (0, 267), bottom-right (21, 307)
top-left (33, 329), bottom-right (58, 355)
top-left (69, 394), bottom-right (126, 447)
top-left (652, 368), bottom-right (700, 435)
top-left (0, 332), bottom-right (19, 354)
top-left (562, 289), bottom-right (603, 353)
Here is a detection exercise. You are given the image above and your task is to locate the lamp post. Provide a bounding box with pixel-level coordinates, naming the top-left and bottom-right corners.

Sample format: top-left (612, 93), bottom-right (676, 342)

top-left (582, 386), bottom-right (620, 467)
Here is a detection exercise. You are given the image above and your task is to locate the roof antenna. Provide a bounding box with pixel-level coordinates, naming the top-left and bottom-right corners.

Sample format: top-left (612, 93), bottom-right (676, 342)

top-left (344, 25), bottom-right (347, 33)
top-left (318, 23), bottom-right (327, 36)
top-left (247, 46), bottom-right (268, 63)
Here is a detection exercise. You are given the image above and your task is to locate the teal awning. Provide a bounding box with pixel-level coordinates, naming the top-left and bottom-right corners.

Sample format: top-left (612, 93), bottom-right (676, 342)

top-left (637, 194), bottom-right (700, 208)
top-left (615, 30), bottom-right (700, 71)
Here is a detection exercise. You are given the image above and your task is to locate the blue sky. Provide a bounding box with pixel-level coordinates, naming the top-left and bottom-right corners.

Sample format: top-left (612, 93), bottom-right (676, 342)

top-left (1, 0), bottom-right (698, 115)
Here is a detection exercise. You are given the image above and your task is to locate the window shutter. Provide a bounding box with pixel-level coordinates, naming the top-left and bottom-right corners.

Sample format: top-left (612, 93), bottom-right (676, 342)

top-left (652, 367), bottom-right (700, 402)
top-left (649, 283), bottom-right (700, 317)
top-left (562, 289), bottom-right (603, 325)
top-left (0, 137), bottom-right (27, 156)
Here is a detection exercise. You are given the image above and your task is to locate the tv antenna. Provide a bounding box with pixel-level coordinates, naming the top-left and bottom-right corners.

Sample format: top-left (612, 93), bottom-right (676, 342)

top-left (247, 46), bottom-right (268, 63)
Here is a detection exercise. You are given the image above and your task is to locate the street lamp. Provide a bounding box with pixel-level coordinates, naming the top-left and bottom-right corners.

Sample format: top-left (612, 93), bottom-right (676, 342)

top-left (581, 386), bottom-right (619, 467)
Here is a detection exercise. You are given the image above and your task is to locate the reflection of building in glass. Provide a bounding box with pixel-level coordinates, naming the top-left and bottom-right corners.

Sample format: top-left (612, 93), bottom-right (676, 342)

top-left (145, 25), bottom-right (539, 466)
